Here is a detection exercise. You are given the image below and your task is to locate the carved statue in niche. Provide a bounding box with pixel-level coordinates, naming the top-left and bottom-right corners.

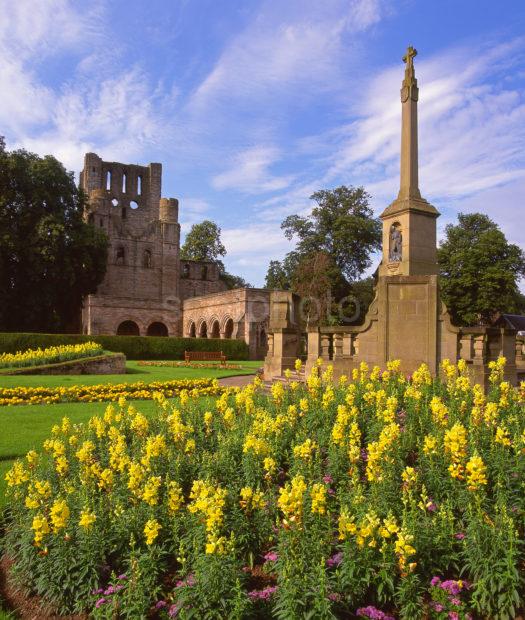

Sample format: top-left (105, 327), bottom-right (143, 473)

top-left (115, 246), bottom-right (125, 265)
top-left (143, 249), bottom-right (152, 268)
top-left (182, 263), bottom-right (190, 278)
top-left (389, 223), bottom-right (402, 262)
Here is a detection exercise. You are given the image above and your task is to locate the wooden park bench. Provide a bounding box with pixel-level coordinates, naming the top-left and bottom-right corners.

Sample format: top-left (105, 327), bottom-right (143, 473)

top-left (184, 350), bottom-right (227, 365)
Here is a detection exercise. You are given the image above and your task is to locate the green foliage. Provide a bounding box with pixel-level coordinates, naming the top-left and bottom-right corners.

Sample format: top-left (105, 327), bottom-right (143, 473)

top-left (280, 186), bottom-right (381, 283)
top-left (438, 213), bottom-right (525, 326)
top-left (0, 139), bottom-right (108, 332)
top-left (0, 333), bottom-right (249, 360)
top-left (265, 260), bottom-right (290, 290)
top-left (180, 220), bottom-right (226, 267)
top-left (265, 186), bottom-right (381, 324)
top-left (220, 271), bottom-right (252, 290)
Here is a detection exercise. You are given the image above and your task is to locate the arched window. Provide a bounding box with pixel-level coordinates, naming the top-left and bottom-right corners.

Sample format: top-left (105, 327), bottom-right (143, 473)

top-left (122, 172), bottom-right (127, 193)
top-left (115, 246), bottom-right (125, 265)
top-left (188, 322), bottom-right (196, 337)
top-left (106, 170), bottom-right (111, 191)
top-left (143, 249), bottom-right (152, 268)
top-left (116, 320), bottom-right (139, 336)
top-left (224, 318), bottom-right (234, 339)
top-left (210, 320), bottom-right (220, 339)
top-left (147, 322), bottom-right (168, 337)
top-left (137, 175), bottom-right (142, 195)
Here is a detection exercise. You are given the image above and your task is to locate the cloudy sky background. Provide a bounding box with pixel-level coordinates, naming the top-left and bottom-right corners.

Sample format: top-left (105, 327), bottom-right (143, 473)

top-left (1, 0), bottom-right (524, 286)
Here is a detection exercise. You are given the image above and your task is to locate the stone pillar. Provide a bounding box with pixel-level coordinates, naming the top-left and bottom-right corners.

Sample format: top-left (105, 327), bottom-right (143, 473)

top-left (264, 291), bottom-right (302, 379)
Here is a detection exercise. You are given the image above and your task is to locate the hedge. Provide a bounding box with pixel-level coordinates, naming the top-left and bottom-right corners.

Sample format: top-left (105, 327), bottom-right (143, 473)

top-left (0, 333), bottom-right (249, 361)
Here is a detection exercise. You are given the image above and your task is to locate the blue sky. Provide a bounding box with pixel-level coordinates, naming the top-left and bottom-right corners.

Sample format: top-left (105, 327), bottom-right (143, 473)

top-left (1, 0), bottom-right (525, 286)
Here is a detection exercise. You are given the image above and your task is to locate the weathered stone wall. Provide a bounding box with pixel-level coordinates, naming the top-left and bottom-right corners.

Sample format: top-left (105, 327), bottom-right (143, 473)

top-left (81, 153), bottom-right (181, 336)
top-left (81, 153), bottom-right (234, 338)
top-left (182, 288), bottom-right (270, 359)
top-left (179, 260), bottom-right (228, 300)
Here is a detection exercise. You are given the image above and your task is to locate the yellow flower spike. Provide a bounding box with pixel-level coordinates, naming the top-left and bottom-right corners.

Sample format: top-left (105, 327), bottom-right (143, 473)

top-left (465, 455), bottom-right (488, 491)
top-left (144, 519), bottom-right (161, 545)
top-left (495, 426), bottom-right (511, 447)
top-left (50, 499), bottom-right (70, 532)
top-left (293, 438), bottom-right (318, 461)
top-left (294, 359), bottom-right (302, 372)
top-left (167, 481), bottom-right (184, 513)
top-left (79, 509), bottom-right (97, 529)
top-left (310, 483), bottom-right (327, 515)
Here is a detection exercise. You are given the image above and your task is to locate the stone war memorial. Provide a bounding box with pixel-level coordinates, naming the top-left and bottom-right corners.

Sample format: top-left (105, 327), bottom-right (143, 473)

top-left (265, 47), bottom-right (520, 389)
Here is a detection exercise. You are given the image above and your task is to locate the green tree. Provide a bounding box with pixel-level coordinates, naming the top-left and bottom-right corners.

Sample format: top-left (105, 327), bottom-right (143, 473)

top-left (264, 186), bottom-right (381, 324)
top-left (180, 219), bottom-right (250, 289)
top-left (438, 213), bottom-right (525, 325)
top-left (264, 260), bottom-right (290, 289)
top-left (281, 186), bottom-right (382, 282)
top-left (180, 220), bottom-right (226, 269)
top-left (0, 139), bottom-right (108, 332)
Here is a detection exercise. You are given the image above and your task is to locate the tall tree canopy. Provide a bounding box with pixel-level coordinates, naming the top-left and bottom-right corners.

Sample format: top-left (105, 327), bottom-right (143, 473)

top-left (0, 139), bottom-right (108, 332)
top-left (265, 186), bottom-right (381, 324)
top-left (180, 220), bottom-right (226, 269)
top-left (281, 186), bottom-right (381, 282)
top-left (438, 212), bottom-right (525, 326)
top-left (180, 219), bottom-right (251, 289)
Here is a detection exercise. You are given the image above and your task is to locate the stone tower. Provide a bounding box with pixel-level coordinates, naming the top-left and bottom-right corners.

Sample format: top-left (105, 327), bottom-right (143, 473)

top-left (80, 153), bottom-right (181, 336)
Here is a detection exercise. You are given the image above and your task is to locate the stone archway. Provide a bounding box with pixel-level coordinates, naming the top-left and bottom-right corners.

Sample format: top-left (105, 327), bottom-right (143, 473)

top-left (147, 322), bottom-right (168, 337)
top-left (210, 320), bottom-right (220, 339)
top-left (188, 322), bottom-right (196, 338)
top-left (117, 320), bottom-right (140, 336)
top-left (223, 317), bottom-right (234, 339)
top-left (198, 321), bottom-right (208, 338)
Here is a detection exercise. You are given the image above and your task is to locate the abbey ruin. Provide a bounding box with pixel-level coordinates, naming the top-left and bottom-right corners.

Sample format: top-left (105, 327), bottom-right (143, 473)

top-left (80, 153), bottom-right (269, 359)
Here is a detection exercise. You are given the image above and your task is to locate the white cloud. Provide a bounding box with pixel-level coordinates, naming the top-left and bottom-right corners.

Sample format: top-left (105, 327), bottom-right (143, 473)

top-left (179, 198), bottom-right (212, 234)
top-left (189, 0), bottom-right (386, 113)
top-left (212, 146), bottom-right (295, 193)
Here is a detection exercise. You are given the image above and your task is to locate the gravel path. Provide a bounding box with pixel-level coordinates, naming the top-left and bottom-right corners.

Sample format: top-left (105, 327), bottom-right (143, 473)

top-left (218, 374), bottom-right (257, 388)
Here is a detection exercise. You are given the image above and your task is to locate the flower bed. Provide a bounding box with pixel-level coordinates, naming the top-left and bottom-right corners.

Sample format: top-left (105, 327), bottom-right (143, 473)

top-left (0, 342), bottom-right (103, 370)
top-left (0, 378), bottom-right (223, 406)
top-left (3, 358), bottom-right (525, 618)
top-left (138, 360), bottom-right (243, 370)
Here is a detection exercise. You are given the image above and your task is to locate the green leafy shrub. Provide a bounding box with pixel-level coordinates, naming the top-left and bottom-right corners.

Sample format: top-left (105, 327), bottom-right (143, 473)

top-left (0, 333), bottom-right (249, 360)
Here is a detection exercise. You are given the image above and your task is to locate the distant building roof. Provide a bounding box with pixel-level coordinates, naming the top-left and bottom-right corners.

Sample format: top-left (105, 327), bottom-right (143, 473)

top-left (493, 313), bottom-right (525, 332)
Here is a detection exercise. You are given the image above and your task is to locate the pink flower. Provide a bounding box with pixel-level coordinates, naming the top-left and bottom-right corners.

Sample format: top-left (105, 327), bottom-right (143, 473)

top-left (322, 474), bottom-right (333, 484)
top-left (326, 552), bottom-right (343, 568)
top-left (454, 532), bottom-right (465, 540)
top-left (264, 551), bottom-right (278, 562)
top-left (95, 598), bottom-right (107, 608)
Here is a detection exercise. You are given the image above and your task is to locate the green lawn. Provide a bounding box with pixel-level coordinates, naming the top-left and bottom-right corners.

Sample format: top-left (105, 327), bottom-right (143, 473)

top-left (0, 360), bottom-right (260, 388)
